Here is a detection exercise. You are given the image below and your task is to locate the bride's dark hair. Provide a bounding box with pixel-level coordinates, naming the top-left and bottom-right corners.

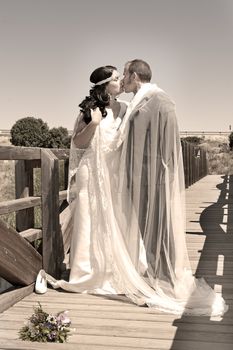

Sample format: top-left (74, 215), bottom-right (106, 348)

top-left (79, 65), bottom-right (117, 124)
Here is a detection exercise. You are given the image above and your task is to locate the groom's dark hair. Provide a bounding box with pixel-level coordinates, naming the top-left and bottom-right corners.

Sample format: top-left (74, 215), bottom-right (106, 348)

top-left (127, 59), bottom-right (152, 82)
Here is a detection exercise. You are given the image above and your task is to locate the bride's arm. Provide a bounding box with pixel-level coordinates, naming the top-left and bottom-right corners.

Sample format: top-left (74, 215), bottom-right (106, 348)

top-left (72, 108), bottom-right (102, 148)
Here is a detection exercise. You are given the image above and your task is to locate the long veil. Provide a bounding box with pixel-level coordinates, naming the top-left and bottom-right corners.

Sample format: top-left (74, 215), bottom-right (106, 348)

top-left (50, 87), bottom-right (228, 316)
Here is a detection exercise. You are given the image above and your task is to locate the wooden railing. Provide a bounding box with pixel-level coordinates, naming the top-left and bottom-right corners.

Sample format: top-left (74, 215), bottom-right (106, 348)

top-left (181, 140), bottom-right (208, 188)
top-left (0, 146), bottom-right (69, 312)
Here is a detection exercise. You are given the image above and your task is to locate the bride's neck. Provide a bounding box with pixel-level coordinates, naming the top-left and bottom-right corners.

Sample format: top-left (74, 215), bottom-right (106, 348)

top-left (109, 98), bottom-right (117, 108)
top-left (108, 98), bottom-right (120, 119)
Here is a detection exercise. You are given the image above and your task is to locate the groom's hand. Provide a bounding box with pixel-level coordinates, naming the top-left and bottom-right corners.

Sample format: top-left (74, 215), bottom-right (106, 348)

top-left (90, 107), bottom-right (102, 125)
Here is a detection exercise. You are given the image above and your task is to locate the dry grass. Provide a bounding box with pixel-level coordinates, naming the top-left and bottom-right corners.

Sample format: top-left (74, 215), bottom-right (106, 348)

top-left (0, 160), bottom-right (16, 227)
top-left (0, 132), bottom-right (66, 228)
top-left (199, 136), bottom-right (233, 175)
top-left (0, 135), bottom-right (16, 226)
top-left (0, 162), bottom-right (66, 227)
top-left (0, 159), bottom-right (15, 292)
top-left (208, 151), bottom-right (233, 175)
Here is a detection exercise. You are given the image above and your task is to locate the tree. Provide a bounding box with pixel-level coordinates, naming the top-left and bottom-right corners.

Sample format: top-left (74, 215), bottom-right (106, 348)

top-left (47, 127), bottom-right (71, 148)
top-left (10, 117), bottom-right (71, 148)
top-left (10, 117), bottom-right (50, 147)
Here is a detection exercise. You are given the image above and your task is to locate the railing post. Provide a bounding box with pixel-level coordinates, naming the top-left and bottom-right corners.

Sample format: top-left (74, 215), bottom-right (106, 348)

top-left (64, 159), bottom-right (69, 189)
top-left (15, 160), bottom-right (34, 231)
top-left (205, 149), bottom-right (209, 175)
top-left (192, 146), bottom-right (196, 185)
top-left (185, 142), bottom-right (190, 187)
top-left (196, 149), bottom-right (200, 182)
top-left (41, 149), bottom-right (64, 278)
top-left (188, 143), bottom-right (192, 187)
top-left (200, 148), bottom-right (205, 178)
top-left (182, 141), bottom-right (189, 188)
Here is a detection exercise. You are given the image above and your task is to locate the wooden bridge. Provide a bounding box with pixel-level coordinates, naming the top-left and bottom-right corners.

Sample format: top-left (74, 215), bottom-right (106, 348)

top-left (0, 145), bottom-right (232, 349)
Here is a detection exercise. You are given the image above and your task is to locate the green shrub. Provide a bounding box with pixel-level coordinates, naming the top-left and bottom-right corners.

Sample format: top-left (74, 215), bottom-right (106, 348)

top-left (47, 127), bottom-right (71, 148)
top-left (10, 117), bottom-right (71, 148)
top-left (10, 117), bottom-right (50, 147)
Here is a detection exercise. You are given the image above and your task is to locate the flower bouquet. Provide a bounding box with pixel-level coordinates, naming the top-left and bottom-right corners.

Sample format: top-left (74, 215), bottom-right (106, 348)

top-left (19, 302), bottom-right (71, 343)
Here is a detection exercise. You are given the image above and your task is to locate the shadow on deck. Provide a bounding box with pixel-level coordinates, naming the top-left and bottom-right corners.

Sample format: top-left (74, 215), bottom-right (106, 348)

top-left (171, 175), bottom-right (233, 350)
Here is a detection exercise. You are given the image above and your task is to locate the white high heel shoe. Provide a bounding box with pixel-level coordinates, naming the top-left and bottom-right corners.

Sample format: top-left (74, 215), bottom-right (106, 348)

top-left (35, 269), bottom-right (47, 294)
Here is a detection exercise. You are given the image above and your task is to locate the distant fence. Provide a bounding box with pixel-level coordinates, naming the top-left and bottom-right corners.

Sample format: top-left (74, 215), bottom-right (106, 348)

top-left (0, 130), bottom-right (11, 137)
top-left (180, 131), bottom-right (231, 137)
top-left (1, 130), bottom-right (232, 136)
top-left (181, 140), bottom-right (208, 188)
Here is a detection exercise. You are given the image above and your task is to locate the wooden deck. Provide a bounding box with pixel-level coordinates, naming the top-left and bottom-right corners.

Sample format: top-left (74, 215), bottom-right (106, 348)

top-left (0, 174), bottom-right (233, 350)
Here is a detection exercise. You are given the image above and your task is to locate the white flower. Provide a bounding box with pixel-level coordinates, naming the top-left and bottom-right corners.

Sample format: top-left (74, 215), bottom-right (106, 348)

top-left (56, 311), bottom-right (70, 325)
top-left (46, 315), bottom-right (57, 324)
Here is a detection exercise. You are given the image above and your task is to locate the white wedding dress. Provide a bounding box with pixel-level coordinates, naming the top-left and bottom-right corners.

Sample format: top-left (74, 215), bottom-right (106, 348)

top-left (46, 95), bottom-right (228, 316)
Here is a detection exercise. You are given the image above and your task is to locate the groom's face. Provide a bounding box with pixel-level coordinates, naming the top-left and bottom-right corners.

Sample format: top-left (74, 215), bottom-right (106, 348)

top-left (122, 64), bottom-right (135, 93)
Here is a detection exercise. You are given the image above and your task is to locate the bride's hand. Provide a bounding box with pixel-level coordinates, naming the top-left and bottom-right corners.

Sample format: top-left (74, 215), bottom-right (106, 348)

top-left (91, 107), bottom-right (102, 125)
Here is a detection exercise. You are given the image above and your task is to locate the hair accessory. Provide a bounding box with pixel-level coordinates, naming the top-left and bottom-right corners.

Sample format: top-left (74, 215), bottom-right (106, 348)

top-left (93, 76), bottom-right (113, 86)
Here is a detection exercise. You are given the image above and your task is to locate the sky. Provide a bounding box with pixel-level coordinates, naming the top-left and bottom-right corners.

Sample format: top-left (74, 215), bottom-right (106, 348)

top-left (0, 0), bottom-right (233, 132)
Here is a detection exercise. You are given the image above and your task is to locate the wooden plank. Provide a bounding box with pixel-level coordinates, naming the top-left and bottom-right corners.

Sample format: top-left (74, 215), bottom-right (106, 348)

top-left (8, 314), bottom-right (233, 337)
top-left (20, 228), bottom-right (42, 242)
top-left (15, 160), bottom-right (34, 231)
top-left (1, 317), bottom-right (233, 341)
top-left (64, 158), bottom-right (69, 188)
top-left (186, 142), bottom-right (190, 186)
top-left (0, 146), bottom-right (69, 162)
top-left (63, 336), bottom-right (233, 350)
top-left (0, 196), bottom-right (41, 215)
top-left (41, 149), bottom-right (64, 278)
top-left (183, 142), bottom-right (189, 188)
top-left (0, 219), bottom-right (42, 285)
top-left (188, 143), bottom-right (192, 186)
top-left (191, 146), bottom-right (195, 185)
top-left (0, 146), bottom-right (41, 160)
top-left (181, 141), bottom-right (187, 188)
top-left (3, 303), bottom-right (233, 324)
top-left (0, 338), bottom-right (232, 350)
top-left (0, 322), bottom-right (233, 350)
top-left (0, 284), bottom-right (34, 313)
top-left (0, 339), bottom-right (152, 350)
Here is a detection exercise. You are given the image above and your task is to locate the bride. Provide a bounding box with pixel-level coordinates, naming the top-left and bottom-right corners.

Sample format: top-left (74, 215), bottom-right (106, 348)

top-left (36, 64), bottom-right (228, 316)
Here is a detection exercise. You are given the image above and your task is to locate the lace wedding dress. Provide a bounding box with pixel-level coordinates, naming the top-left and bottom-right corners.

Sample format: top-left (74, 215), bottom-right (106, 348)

top-left (46, 93), bottom-right (228, 316)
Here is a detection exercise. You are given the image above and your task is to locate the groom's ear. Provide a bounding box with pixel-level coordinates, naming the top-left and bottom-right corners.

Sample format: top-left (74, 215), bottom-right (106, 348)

top-left (132, 72), bottom-right (139, 82)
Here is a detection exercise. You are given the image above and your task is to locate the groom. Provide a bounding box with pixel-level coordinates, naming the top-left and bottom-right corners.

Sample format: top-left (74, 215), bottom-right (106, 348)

top-left (121, 59), bottom-right (185, 280)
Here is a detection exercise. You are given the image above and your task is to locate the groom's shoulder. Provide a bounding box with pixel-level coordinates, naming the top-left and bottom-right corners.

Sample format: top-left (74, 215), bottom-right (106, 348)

top-left (149, 89), bottom-right (175, 111)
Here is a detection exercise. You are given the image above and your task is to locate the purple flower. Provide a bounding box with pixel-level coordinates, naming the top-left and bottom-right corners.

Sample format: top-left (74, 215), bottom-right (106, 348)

top-left (47, 334), bottom-right (53, 340)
